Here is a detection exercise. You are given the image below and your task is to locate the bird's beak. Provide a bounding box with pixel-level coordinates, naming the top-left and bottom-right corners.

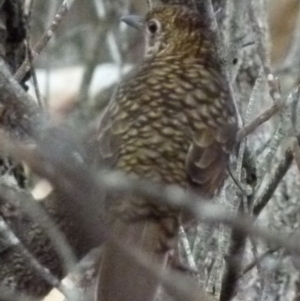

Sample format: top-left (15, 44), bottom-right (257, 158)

top-left (120, 15), bottom-right (144, 31)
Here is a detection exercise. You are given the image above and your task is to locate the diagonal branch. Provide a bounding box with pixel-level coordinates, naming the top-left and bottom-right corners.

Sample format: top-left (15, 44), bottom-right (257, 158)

top-left (253, 147), bottom-right (293, 217)
top-left (237, 103), bottom-right (281, 141)
top-left (1, 132), bottom-right (300, 257)
top-left (14, 0), bottom-right (76, 82)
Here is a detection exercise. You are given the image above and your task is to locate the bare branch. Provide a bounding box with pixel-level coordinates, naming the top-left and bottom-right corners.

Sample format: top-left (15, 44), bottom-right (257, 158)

top-left (0, 58), bottom-right (42, 137)
top-left (1, 132), bottom-right (300, 257)
top-left (253, 148), bottom-right (293, 217)
top-left (291, 137), bottom-right (300, 174)
top-left (0, 185), bottom-right (77, 273)
top-left (248, 0), bottom-right (282, 105)
top-left (237, 103), bottom-right (281, 141)
top-left (178, 226), bottom-right (198, 274)
top-left (0, 210), bottom-right (68, 297)
top-left (14, 0), bottom-right (75, 82)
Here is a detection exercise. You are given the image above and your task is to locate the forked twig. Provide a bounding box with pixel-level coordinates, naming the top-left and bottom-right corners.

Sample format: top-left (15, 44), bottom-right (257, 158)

top-left (14, 0), bottom-right (75, 82)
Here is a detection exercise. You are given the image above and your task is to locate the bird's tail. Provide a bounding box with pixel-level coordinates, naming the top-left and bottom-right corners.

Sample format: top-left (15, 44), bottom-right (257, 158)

top-left (96, 216), bottom-right (178, 301)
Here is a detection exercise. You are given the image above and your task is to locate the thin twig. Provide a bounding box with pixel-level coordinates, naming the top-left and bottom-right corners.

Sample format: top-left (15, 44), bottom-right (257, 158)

top-left (78, 25), bottom-right (109, 104)
top-left (191, 223), bottom-right (213, 290)
top-left (219, 201), bottom-right (247, 301)
top-left (249, 237), bottom-right (265, 299)
top-left (25, 0), bottom-right (43, 108)
top-left (237, 103), bottom-right (281, 141)
top-left (14, 0), bottom-right (75, 82)
top-left (291, 137), bottom-right (300, 174)
top-left (242, 249), bottom-right (278, 276)
top-left (178, 226), bottom-right (198, 272)
top-left (256, 122), bottom-right (284, 181)
top-left (219, 70), bottom-right (265, 301)
top-left (253, 148), bottom-right (293, 217)
top-left (248, 0), bottom-right (282, 106)
top-left (0, 59), bottom-right (43, 137)
top-left (2, 133), bottom-right (300, 265)
top-left (254, 124), bottom-right (280, 157)
top-left (255, 86), bottom-right (299, 189)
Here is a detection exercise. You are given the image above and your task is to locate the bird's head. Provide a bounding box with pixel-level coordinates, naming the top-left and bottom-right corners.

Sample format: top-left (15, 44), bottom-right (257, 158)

top-left (121, 5), bottom-right (210, 58)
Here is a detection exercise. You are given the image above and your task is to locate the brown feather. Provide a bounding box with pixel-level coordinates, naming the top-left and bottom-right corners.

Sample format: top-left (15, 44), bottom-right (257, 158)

top-left (96, 4), bottom-right (237, 301)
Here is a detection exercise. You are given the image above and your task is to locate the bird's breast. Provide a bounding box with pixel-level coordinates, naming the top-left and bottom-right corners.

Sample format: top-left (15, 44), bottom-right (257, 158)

top-left (116, 108), bottom-right (191, 186)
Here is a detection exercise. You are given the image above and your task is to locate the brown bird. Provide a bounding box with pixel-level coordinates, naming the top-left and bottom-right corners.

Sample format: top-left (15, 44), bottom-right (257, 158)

top-left (96, 4), bottom-right (237, 301)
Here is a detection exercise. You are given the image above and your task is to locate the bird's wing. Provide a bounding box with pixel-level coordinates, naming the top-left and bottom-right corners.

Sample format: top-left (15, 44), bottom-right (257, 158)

top-left (185, 88), bottom-right (237, 198)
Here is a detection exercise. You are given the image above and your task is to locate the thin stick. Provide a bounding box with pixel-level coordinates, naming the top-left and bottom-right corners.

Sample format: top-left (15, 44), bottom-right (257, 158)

top-left (242, 249), bottom-right (278, 276)
top-left (25, 0), bottom-right (43, 108)
top-left (248, 0), bottom-right (282, 105)
top-left (291, 137), bottom-right (300, 174)
top-left (237, 103), bottom-right (281, 141)
top-left (253, 148), bottom-right (293, 217)
top-left (178, 226), bottom-right (197, 271)
top-left (14, 0), bottom-right (75, 82)
top-left (3, 133), bottom-right (300, 276)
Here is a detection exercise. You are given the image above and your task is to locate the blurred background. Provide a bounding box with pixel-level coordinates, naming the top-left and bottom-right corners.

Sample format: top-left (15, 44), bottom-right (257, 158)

top-left (25, 0), bottom-right (299, 120)
top-left (27, 0), bottom-right (148, 121)
top-left (22, 1), bottom-right (300, 300)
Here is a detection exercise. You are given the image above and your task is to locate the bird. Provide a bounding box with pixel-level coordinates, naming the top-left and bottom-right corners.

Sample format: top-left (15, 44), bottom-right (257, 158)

top-left (96, 4), bottom-right (237, 301)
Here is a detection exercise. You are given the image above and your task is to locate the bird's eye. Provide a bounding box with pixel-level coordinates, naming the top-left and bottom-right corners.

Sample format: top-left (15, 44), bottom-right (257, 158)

top-left (147, 19), bottom-right (160, 34)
